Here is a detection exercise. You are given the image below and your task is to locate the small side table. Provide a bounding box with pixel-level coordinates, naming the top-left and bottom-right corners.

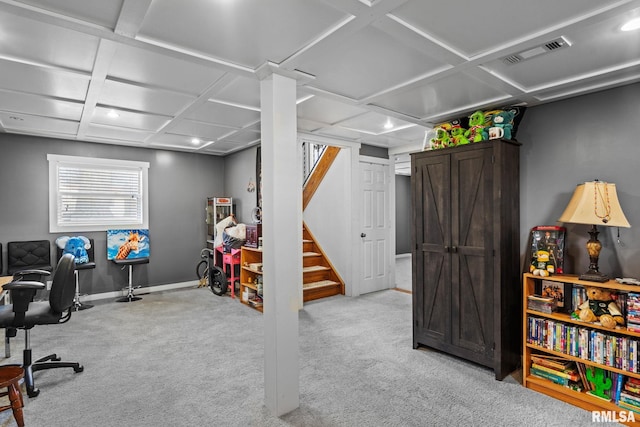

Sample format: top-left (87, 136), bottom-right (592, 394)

top-left (0, 365), bottom-right (25, 427)
top-left (215, 247), bottom-right (241, 298)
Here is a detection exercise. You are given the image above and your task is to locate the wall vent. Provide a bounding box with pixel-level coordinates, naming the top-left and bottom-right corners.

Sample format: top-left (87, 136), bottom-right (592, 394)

top-left (502, 36), bottom-right (571, 66)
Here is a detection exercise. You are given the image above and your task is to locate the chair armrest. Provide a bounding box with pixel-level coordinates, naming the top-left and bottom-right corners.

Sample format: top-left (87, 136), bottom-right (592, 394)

top-left (3, 281), bottom-right (46, 291)
top-left (12, 269), bottom-right (51, 279)
top-left (4, 281), bottom-right (45, 316)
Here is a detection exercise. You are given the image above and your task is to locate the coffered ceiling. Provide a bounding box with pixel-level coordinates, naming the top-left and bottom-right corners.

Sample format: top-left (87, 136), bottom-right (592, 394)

top-left (0, 0), bottom-right (639, 173)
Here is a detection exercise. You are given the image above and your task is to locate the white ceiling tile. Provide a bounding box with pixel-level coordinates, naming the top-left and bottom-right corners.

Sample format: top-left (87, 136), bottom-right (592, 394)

top-left (171, 120), bottom-right (239, 140)
top-left (297, 96), bottom-right (367, 125)
top-left (337, 111), bottom-right (413, 135)
top-left (0, 111), bottom-right (78, 135)
top-left (138, 0), bottom-right (347, 69)
top-left (0, 90), bottom-right (83, 120)
top-left (0, 12), bottom-right (100, 71)
top-left (186, 100), bottom-right (260, 127)
top-left (201, 141), bottom-right (245, 154)
top-left (92, 107), bottom-right (170, 131)
top-left (390, 0), bottom-right (608, 57)
top-left (149, 132), bottom-right (204, 149)
top-left (295, 24), bottom-right (445, 99)
top-left (373, 72), bottom-right (508, 120)
top-left (85, 124), bottom-right (153, 142)
top-left (108, 44), bottom-right (226, 94)
top-left (219, 129), bottom-right (261, 144)
top-left (483, 9), bottom-right (640, 90)
top-left (98, 79), bottom-right (196, 116)
top-left (212, 76), bottom-right (261, 109)
top-left (15, 0), bottom-right (124, 29)
top-left (0, 59), bottom-right (89, 100)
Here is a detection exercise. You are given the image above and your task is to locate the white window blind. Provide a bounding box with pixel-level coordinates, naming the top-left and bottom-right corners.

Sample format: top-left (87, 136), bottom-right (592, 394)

top-left (48, 154), bottom-right (149, 232)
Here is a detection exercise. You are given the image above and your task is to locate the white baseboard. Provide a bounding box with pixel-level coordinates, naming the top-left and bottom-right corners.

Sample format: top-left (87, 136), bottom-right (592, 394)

top-left (82, 280), bottom-right (199, 303)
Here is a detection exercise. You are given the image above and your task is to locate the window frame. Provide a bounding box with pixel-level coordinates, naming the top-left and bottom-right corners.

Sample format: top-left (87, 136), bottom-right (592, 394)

top-left (48, 154), bottom-right (149, 233)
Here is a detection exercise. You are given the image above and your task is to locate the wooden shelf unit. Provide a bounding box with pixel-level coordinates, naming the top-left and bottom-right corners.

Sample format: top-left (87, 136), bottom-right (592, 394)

top-left (240, 246), bottom-right (263, 312)
top-left (523, 273), bottom-right (640, 425)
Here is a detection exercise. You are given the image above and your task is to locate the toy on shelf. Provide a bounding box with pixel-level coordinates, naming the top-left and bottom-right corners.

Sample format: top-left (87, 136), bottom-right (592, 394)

top-left (429, 126), bottom-right (451, 150)
top-left (578, 286), bottom-right (625, 329)
top-left (464, 110), bottom-right (487, 142)
top-left (450, 124), bottom-right (470, 146)
top-left (489, 110), bottom-right (515, 140)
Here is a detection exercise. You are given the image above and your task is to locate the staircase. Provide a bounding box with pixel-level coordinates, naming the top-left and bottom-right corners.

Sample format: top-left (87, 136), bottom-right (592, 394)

top-left (302, 222), bottom-right (344, 302)
top-left (301, 143), bottom-right (344, 302)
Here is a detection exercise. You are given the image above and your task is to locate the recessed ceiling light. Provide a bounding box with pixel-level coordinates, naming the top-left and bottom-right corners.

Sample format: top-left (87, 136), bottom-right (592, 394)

top-left (107, 110), bottom-right (119, 118)
top-left (621, 17), bottom-right (640, 31)
top-left (191, 138), bottom-right (201, 145)
top-left (384, 119), bottom-right (393, 130)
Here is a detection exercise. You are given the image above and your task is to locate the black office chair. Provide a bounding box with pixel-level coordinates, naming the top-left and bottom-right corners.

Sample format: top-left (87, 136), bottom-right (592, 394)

top-left (0, 254), bottom-right (84, 397)
top-left (7, 240), bottom-right (52, 280)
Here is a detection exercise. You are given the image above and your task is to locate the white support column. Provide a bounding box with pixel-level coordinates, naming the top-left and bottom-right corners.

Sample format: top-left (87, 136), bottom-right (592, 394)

top-left (260, 71), bottom-right (301, 416)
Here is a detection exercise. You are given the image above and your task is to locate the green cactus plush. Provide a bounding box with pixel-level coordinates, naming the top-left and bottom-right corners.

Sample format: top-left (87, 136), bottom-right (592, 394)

top-left (586, 366), bottom-right (612, 400)
top-left (464, 110), bottom-right (487, 142)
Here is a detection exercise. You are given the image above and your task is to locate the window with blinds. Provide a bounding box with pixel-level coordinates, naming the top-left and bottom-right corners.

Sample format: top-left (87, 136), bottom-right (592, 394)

top-left (48, 154), bottom-right (149, 232)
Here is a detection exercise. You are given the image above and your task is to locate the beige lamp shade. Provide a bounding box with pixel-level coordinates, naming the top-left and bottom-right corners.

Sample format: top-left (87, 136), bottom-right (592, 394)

top-left (558, 181), bottom-right (630, 228)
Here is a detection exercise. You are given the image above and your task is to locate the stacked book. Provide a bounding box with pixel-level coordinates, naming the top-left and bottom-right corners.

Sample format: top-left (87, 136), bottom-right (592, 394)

top-left (530, 354), bottom-right (582, 391)
top-left (627, 293), bottom-right (640, 332)
top-left (527, 295), bottom-right (555, 313)
top-left (618, 377), bottom-right (640, 414)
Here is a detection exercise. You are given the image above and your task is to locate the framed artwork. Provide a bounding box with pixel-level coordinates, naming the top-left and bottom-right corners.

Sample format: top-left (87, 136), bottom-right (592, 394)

top-left (107, 229), bottom-right (150, 260)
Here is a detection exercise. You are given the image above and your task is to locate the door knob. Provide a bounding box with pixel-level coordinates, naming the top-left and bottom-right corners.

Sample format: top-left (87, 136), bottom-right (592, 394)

top-left (361, 233), bottom-right (366, 238)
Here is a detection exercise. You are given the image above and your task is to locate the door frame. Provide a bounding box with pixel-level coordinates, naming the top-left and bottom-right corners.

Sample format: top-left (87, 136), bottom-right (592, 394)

top-left (352, 155), bottom-right (395, 297)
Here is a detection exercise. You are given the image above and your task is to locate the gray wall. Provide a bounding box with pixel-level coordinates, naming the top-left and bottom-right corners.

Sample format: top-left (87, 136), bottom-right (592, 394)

top-left (0, 134), bottom-right (225, 293)
top-left (395, 175), bottom-right (411, 254)
top-left (518, 82), bottom-right (640, 279)
top-left (223, 146), bottom-right (259, 224)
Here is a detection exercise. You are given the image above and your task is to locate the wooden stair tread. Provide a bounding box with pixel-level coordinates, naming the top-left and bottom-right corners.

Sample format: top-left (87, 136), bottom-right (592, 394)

top-left (303, 252), bottom-right (321, 257)
top-left (303, 265), bottom-right (330, 273)
top-left (303, 280), bottom-right (339, 290)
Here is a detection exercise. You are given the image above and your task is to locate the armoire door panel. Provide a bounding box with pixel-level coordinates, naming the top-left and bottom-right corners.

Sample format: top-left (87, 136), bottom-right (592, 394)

top-left (453, 253), bottom-right (491, 356)
top-left (418, 251), bottom-right (449, 340)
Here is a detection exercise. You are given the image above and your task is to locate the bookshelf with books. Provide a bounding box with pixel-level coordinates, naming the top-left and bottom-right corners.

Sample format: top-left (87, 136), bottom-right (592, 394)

top-left (240, 246), bottom-right (263, 312)
top-left (523, 273), bottom-right (640, 425)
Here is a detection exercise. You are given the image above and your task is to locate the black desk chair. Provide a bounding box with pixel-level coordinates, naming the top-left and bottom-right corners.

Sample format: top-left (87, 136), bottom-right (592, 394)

top-left (7, 240), bottom-right (52, 279)
top-left (5, 240), bottom-right (53, 358)
top-left (0, 254), bottom-right (83, 397)
top-left (55, 237), bottom-right (96, 311)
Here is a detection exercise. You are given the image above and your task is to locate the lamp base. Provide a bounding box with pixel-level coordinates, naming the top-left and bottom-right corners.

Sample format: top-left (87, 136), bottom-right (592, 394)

top-left (579, 271), bottom-right (610, 283)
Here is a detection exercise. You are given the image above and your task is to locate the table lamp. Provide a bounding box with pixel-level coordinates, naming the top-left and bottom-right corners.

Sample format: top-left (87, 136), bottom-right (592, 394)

top-left (558, 180), bottom-right (630, 282)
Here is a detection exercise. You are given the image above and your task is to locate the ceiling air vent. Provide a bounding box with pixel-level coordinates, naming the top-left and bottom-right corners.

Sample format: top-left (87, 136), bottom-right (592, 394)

top-left (502, 36), bottom-right (571, 66)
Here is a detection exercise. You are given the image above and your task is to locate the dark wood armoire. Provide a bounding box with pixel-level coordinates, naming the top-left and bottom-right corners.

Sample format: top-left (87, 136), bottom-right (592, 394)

top-left (411, 139), bottom-right (521, 380)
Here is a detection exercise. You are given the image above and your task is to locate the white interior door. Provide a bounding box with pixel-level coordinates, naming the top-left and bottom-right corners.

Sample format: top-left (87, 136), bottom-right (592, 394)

top-left (360, 160), bottom-right (390, 294)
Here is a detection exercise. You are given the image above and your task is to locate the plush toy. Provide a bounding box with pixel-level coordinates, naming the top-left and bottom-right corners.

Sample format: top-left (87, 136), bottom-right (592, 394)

top-left (429, 126), bottom-right (451, 149)
top-left (578, 286), bottom-right (624, 329)
top-left (450, 125), bottom-right (470, 146)
top-left (464, 110), bottom-right (487, 142)
top-left (490, 110), bottom-right (515, 140)
top-left (55, 236), bottom-right (90, 264)
top-left (530, 250), bottom-right (554, 277)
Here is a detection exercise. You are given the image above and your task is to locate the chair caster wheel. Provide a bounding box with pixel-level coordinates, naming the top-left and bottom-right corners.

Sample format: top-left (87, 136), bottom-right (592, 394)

top-left (74, 365), bottom-right (84, 373)
top-left (27, 387), bottom-right (40, 398)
